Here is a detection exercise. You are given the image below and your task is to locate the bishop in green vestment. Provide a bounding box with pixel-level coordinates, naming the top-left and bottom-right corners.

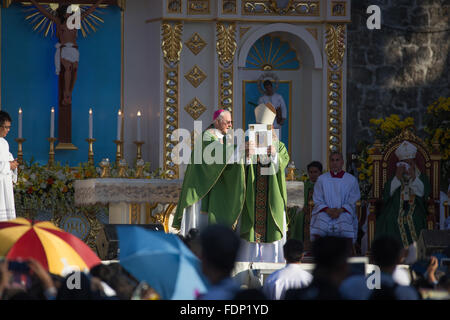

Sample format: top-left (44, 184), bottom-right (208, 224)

top-left (375, 141), bottom-right (430, 247)
top-left (237, 103), bottom-right (289, 263)
top-left (172, 110), bottom-right (246, 235)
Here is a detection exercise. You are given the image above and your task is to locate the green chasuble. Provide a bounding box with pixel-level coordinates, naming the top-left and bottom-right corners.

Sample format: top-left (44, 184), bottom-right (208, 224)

top-left (288, 180), bottom-right (314, 242)
top-left (375, 172), bottom-right (430, 247)
top-left (172, 129), bottom-right (245, 230)
top-left (240, 140), bottom-right (290, 243)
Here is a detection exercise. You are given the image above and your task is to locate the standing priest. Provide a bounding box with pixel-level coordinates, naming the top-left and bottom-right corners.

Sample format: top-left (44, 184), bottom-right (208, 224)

top-left (172, 110), bottom-right (245, 236)
top-left (237, 103), bottom-right (290, 263)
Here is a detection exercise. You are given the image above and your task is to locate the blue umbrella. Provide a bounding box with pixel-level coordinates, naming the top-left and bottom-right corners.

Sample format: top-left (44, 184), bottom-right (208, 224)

top-left (117, 226), bottom-right (208, 300)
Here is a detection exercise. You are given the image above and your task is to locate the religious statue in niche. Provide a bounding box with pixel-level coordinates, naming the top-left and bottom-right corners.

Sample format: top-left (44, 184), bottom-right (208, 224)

top-left (28, 0), bottom-right (105, 147)
top-left (257, 73), bottom-right (287, 130)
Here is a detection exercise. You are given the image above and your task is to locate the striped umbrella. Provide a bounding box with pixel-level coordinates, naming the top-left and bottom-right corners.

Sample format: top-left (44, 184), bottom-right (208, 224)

top-left (0, 218), bottom-right (101, 276)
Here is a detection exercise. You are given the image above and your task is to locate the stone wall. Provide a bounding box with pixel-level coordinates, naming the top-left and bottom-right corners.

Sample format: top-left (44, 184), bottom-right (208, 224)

top-left (346, 0), bottom-right (449, 152)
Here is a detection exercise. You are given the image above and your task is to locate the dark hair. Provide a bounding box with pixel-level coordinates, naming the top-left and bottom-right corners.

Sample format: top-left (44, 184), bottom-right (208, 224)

top-left (56, 4), bottom-right (70, 22)
top-left (200, 224), bottom-right (240, 275)
top-left (307, 161), bottom-right (323, 173)
top-left (263, 80), bottom-right (272, 87)
top-left (283, 239), bottom-right (304, 263)
top-left (372, 236), bottom-right (403, 268)
top-left (312, 236), bottom-right (349, 269)
top-left (0, 111), bottom-right (12, 127)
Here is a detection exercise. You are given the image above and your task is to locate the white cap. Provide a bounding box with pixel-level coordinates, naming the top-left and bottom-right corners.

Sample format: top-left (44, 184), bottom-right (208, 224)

top-left (395, 140), bottom-right (417, 161)
top-left (254, 102), bottom-right (276, 125)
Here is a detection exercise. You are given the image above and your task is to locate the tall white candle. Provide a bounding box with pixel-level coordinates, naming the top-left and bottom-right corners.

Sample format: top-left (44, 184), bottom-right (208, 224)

top-left (89, 108), bottom-right (93, 139)
top-left (50, 107), bottom-right (55, 138)
top-left (18, 108), bottom-right (23, 139)
top-left (117, 109), bottom-right (122, 141)
top-left (137, 111), bottom-right (142, 142)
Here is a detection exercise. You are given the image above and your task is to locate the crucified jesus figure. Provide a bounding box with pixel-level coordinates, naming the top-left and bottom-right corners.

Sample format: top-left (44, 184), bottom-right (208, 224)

top-left (30, 0), bottom-right (104, 106)
top-left (29, 0), bottom-right (104, 145)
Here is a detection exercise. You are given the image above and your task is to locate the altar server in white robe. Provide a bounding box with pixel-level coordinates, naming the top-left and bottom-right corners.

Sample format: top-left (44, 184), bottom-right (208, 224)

top-left (0, 111), bottom-right (18, 221)
top-left (310, 152), bottom-right (360, 247)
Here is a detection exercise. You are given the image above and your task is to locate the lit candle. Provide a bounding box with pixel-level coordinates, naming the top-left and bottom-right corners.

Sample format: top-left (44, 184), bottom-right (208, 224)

top-left (50, 107), bottom-right (55, 138)
top-left (18, 108), bottom-right (23, 139)
top-left (89, 108), bottom-right (93, 139)
top-left (117, 109), bottom-right (122, 141)
top-left (137, 111), bottom-right (142, 142)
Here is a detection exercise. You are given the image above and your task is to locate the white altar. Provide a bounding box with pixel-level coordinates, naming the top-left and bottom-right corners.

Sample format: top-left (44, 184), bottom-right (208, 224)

top-left (74, 179), bottom-right (304, 233)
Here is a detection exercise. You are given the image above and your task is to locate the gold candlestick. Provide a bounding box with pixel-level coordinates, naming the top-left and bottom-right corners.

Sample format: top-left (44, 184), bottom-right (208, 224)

top-left (134, 141), bottom-right (145, 161)
top-left (135, 159), bottom-right (145, 178)
top-left (114, 140), bottom-right (123, 167)
top-left (15, 138), bottom-right (26, 165)
top-left (86, 138), bottom-right (96, 166)
top-left (48, 138), bottom-right (58, 167)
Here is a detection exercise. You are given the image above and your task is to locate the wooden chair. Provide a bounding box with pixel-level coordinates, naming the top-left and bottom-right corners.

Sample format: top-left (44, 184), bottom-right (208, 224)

top-left (366, 128), bottom-right (442, 254)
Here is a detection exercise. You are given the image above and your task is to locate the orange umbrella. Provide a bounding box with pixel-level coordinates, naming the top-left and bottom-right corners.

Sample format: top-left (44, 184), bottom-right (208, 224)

top-left (0, 218), bottom-right (101, 276)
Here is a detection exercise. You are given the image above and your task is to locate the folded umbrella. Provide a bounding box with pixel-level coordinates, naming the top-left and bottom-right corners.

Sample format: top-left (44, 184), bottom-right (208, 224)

top-left (117, 225), bottom-right (208, 300)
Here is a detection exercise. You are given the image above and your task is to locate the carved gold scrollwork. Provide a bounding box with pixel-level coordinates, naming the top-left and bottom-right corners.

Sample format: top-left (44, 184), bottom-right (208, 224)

top-left (216, 23), bottom-right (237, 68)
top-left (162, 22), bottom-right (183, 67)
top-left (325, 24), bottom-right (346, 69)
top-left (185, 97), bottom-right (207, 120)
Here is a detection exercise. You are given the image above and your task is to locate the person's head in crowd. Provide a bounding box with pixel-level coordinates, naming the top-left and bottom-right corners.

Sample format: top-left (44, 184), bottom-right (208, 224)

top-left (233, 288), bottom-right (268, 300)
top-left (56, 271), bottom-right (106, 300)
top-left (307, 161), bottom-right (323, 183)
top-left (372, 236), bottom-right (403, 274)
top-left (312, 236), bottom-right (350, 285)
top-left (90, 263), bottom-right (137, 300)
top-left (200, 224), bottom-right (240, 285)
top-left (283, 239), bottom-right (304, 264)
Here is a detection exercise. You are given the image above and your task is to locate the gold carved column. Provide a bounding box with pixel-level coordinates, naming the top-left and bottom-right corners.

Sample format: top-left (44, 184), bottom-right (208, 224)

top-left (216, 22), bottom-right (237, 116)
top-left (162, 22), bottom-right (183, 179)
top-left (325, 24), bottom-right (346, 163)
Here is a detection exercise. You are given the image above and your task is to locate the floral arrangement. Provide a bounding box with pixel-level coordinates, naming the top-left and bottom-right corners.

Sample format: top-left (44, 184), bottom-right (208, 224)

top-left (14, 159), bottom-right (169, 217)
top-left (424, 97), bottom-right (450, 188)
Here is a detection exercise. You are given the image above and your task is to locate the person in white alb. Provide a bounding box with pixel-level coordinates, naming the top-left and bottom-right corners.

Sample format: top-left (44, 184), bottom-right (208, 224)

top-left (263, 239), bottom-right (313, 300)
top-left (310, 152), bottom-right (361, 251)
top-left (258, 80), bottom-right (287, 130)
top-left (0, 111), bottom-right (18, 221)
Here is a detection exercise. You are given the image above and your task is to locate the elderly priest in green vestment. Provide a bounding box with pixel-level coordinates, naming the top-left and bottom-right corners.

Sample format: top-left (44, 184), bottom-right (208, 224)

top-left (172, 110), bottom-right (246, 236)
top-left (375, 141), bottom-right (431, 248)
top-left (237, 103), bottom-right (290, 263)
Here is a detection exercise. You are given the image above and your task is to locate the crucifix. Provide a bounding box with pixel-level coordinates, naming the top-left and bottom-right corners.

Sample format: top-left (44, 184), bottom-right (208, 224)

top-left (6, 0), bottom-right (123, 149)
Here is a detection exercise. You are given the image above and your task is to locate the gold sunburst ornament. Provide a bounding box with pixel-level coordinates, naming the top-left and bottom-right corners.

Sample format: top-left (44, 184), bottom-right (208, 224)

top-left (22, 2), bottom-right (106, 38)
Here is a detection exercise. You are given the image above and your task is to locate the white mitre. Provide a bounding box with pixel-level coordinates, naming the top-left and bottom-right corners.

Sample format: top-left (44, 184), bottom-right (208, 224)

top-left (255, 102), bottom-right (276, 125)
top-left (395, 140), bottom-right (417, 160)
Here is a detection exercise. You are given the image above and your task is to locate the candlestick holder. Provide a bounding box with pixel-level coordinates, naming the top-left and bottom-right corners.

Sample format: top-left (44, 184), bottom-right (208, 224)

top-left (114, 140), bottom-right (123, 167)
top-left (135, 159), bottom-right (145, 178)
top-left (86, 138), bottom-right (96, 166)
top-left (48, 137), bottom-right (58, 167)
top-left (100, 158), bottom-right (111, 178)
top-left (15, 138), bottom-right (26, 165)
top-left (134, 141), bottom-right (145, 161)
top-left (118, 159), bottom-right (128, 178)
top-left (286, 161), bottom-right (296, 181)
